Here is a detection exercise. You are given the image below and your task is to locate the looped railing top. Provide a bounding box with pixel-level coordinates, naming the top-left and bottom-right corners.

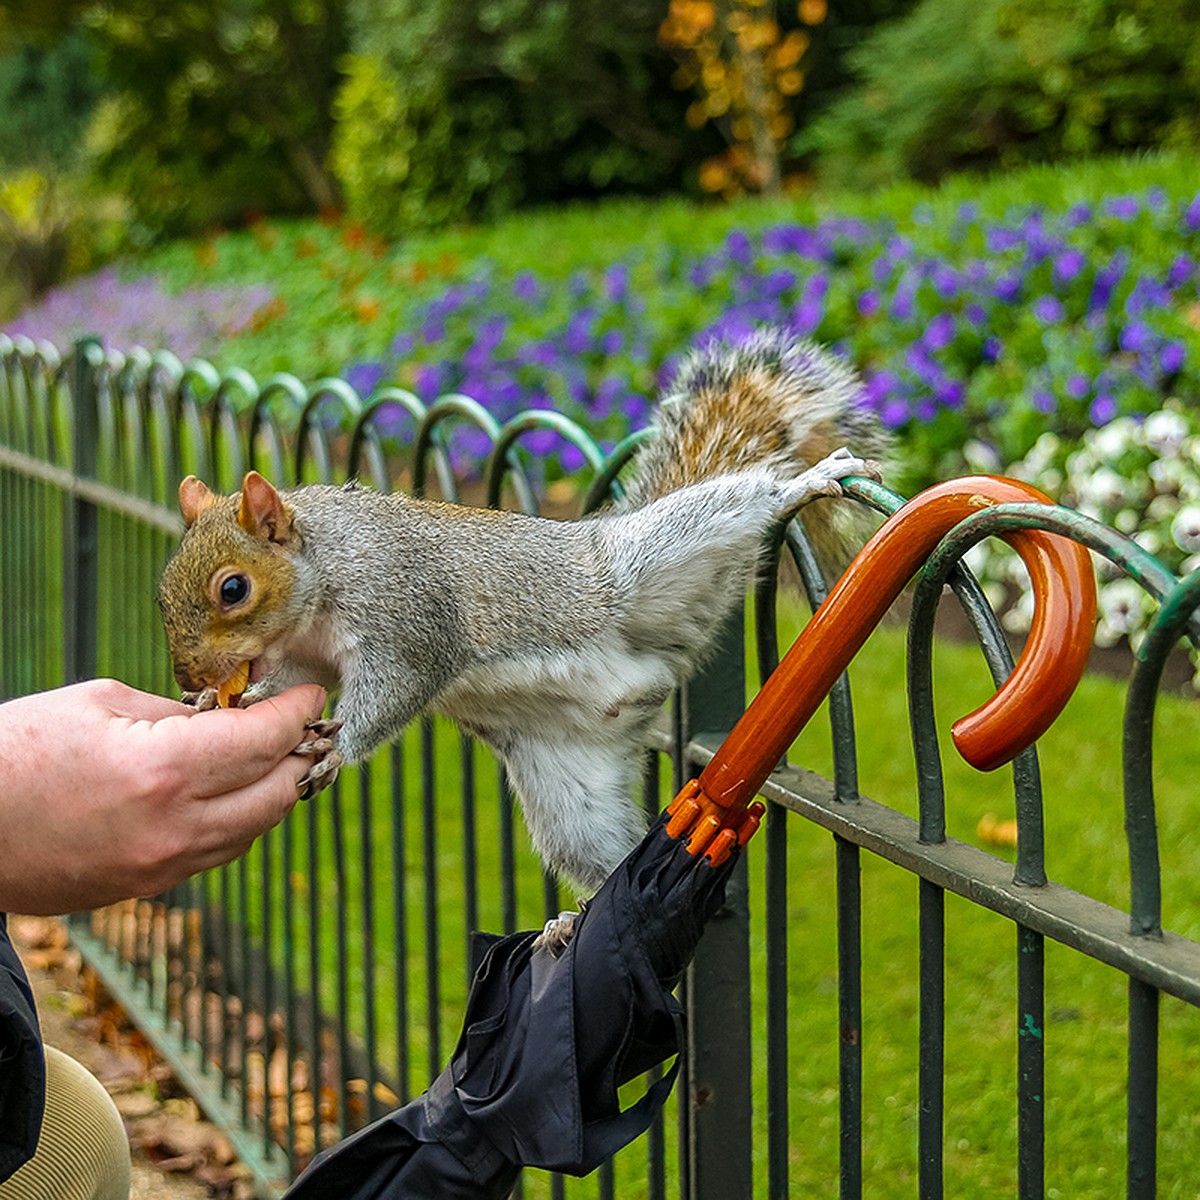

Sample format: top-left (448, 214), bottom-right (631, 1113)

top-left (667, 475), bottom-right (1099, 865)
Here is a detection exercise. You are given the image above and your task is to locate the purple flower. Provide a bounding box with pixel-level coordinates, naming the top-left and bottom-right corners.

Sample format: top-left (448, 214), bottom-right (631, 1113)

top-left (982, 337), bottom-right (1003, 363)
top-left (1033, 295), bottom-right (1064, 324)
top-left (993, 274), bottom-right (1021, 303)
top-left (1065, 374), bottom-right (1089, 400)
top-left (1168, 255), bottom-right (1195, 289)
top-left (345, 361), bottom-right (386, 396)
top-left (1161, 341), bottom-right (1186, 374)
top-left (857, 290), bottom-right (881, 317)
top-left (1184, 195), bottom-right (1200, 233)
top-left (890, 288), bottom-right (915, 320)
top-left (986, 228), bottom-right (1022, 254)
top-left (604, 265), bottom-right (629, 303)
top-left (932, 266), bottom-right (960, 299)
top-left (763, 268), bottom-right (797, 297)
top-left (415, 363), bottom-right (445, 397)
top-left (1119, 322), bottom-right (1151, 354)
top-left (881, 397), bottom-right (909, 428)
top-left (922, 312), bottom-right (955, 351)
top-left (511, 273), bottom-right (539, 301)
top-left (934, 378), bottom-right (965, 408)
top-left (1032, 389), bottom-right (1056, 415)
top-left (1106, 196), bottom-right (1139, 220)
top-left (1090, 394), bottom-right (1117, 424)
top-left (725, 231), bottom-right (753, 264)
top-left (1052, 249), bottom-right (1086, 286)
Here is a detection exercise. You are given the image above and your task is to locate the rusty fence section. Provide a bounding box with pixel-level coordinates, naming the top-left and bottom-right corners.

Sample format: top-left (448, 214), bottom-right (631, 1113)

top-left (1, 333), bottom-right (1198, 1198)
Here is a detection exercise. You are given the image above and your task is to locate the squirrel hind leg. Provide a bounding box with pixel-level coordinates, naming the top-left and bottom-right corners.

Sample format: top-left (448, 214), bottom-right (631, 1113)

top-left (779, 446), bottom-right (881, 512)
top-left (500, 734), bottom-right (648, 895)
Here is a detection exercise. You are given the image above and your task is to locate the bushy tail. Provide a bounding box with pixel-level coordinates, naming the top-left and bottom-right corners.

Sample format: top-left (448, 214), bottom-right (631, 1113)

top-left (620, 327), bottom-right (890, 579)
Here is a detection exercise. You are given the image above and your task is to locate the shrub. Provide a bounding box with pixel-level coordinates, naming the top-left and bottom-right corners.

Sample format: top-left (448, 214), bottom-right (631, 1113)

top-left (331, 0), bottom-right (717, 236)
top-left (805, 0), bottom-right (1200, 188)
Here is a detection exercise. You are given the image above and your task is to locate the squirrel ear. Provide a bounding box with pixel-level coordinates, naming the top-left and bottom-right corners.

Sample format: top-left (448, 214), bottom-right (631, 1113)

top-left (238, 471), bottom-right (295, 545)
top-left (179, 476), bottom-right (217, 527)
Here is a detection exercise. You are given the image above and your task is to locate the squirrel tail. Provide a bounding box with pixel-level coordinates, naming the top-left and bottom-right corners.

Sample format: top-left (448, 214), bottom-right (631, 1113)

top-left (620, 326), bottom-right (890, 579)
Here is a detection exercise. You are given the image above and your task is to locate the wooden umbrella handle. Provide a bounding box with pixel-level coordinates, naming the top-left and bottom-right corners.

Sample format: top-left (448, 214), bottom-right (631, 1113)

top-left (668, 476), bottom-right (1096, 860)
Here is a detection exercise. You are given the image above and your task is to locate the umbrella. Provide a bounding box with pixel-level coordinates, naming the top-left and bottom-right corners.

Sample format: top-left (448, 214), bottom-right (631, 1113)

top-left (285, 473), bottom-right (1098, 1199)
top-left (284, 812), bottom-right (741, 1200)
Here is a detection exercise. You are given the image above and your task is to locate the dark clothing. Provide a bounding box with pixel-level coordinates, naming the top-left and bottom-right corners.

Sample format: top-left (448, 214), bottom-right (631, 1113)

top-left (0, 914), bottom-right (44, 1183)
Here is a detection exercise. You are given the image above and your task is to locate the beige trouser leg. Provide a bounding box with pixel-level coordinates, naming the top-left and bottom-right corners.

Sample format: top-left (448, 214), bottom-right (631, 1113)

top-left (0, 1046), bottom-right (131, 1200)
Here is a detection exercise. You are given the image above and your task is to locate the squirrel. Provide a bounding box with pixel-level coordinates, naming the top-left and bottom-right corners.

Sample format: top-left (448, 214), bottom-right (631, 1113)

top-left (158, 327), bottom-right (888, 894)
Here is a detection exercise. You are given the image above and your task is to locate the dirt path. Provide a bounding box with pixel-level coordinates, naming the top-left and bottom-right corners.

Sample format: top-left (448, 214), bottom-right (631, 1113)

top-left (9, 916), bottom-right (255, 1200)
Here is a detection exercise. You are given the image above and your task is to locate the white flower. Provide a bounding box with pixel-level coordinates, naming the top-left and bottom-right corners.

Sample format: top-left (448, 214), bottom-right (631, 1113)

top-left (962, 540), bottom-right (992, 577)
top-left (1115, 508), bottom-right (1141, 533)
top-left (1091, 417), bottom-right (1139, 461)
top-left (1133, 529), bottom-right (1163, 555)
top-left (1147, 495), bottom-right (1180, 522)
top-left (1171, 505), bottom-right (1200, 553)
top-left (1077, 467), bottom-right (1129, 513)
top-left (963, 439), bottom-right (1002, 473)
top-left (1002, 588), bottom-right (1035, 634)
top-left (1095, 578), bottom-right (1150, 647)
top-left (1150, 457), bottom-right (1187, 491)
top-left (1144, 409), bottom-right (1188, 457)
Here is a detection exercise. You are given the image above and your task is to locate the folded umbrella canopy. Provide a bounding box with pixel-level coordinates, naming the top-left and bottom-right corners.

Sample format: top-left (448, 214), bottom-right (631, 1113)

top-left (284, 812), bottom-right (739, 1200)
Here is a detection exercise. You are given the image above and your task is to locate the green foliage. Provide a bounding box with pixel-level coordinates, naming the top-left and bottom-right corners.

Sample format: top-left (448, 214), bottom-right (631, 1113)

top-left (82, 0), bottom-right (345, 236)
top-left (804, 0), bottom-right (1200, 187)
top-left (0, 32), bottom-right (104, 172)
top-left (331, 0), bottom-right (716, 236)
top-left (0, 167), bottom-right (130, 314)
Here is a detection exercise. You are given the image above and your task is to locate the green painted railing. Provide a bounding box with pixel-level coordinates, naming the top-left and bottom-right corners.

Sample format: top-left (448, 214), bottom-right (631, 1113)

top-left (2, 333), bottom-right (1199, 1199)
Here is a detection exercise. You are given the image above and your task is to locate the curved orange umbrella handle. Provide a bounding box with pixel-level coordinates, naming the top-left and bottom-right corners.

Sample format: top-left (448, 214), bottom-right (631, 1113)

top-left (667, 476), bottom-right (1096, 862)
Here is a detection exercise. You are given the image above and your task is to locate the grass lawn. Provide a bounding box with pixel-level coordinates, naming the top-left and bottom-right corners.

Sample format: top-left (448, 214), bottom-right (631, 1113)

top-left (235, 602), bottom-right (1200, 1197)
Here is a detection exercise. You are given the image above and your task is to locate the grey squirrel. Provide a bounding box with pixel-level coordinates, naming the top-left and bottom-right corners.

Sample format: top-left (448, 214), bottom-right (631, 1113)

top-left (158, 328), bottom-right (887, 892)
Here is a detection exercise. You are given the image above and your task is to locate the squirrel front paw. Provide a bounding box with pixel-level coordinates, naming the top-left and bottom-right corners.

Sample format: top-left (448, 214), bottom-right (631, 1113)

top-left (293, 718), bottom-right (344, 800)
top-left (181, 687), bottom-right (219, 711)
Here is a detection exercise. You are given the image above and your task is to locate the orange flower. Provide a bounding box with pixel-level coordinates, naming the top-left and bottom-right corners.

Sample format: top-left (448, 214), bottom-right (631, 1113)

top-left (355, 297), bottom-right (382, 324)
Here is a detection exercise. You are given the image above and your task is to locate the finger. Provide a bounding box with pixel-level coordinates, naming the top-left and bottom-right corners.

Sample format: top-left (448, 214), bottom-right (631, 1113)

top-left (146, 685), bottom-right (328, 799)
top-left (182, 753), bottom-right (313, 859)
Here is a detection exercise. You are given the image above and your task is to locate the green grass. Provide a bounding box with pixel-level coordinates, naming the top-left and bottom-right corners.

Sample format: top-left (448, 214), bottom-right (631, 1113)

top-left (219, 603), bottom-right (1200, 1197)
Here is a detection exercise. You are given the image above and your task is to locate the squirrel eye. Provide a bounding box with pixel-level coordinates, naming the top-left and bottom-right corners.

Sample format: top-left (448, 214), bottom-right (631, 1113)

top-left (219, 574), bottom-right (250, 607)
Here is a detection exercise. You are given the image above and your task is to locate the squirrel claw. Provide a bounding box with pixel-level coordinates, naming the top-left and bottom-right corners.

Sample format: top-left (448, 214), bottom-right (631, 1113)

top-left (182, 687), bottom-right (219, 712)
top-left (294, 718), bottom-right (343, 799)
top-left (533, 905), bottom-right (587, 957)
top-left (297, 751), bottom-right (343, 801)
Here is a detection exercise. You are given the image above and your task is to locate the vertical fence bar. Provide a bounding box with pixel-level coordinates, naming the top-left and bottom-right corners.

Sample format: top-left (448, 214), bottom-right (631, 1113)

top-left (1017, 923), bottom-right (1045, 1199)
top-left (390, 741), bottom-right (410, 1103)
top-left (681, 607), bottom-right (753, 1200)
top-left (421, 717), bottom-right (441, 1078)
top-left (918, 879), bottom-right (945, 1200)
top-left (836, 836), bottom-right (863, 1200)
top-left (63, 336), bottom-right (100, 684)
top-left (359, 767), bottom-right (381, 1123)
top-left (1127, 977), bottom-right (1159, 1198)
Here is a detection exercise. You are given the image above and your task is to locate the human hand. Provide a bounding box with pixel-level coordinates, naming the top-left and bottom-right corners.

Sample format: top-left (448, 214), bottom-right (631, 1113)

top-left (0, 678), bottom-right (327, 914)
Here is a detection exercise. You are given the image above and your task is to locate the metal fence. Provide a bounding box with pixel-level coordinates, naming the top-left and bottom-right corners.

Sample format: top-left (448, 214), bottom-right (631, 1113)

top-left (2, 333), bottom-right (1199, 1198)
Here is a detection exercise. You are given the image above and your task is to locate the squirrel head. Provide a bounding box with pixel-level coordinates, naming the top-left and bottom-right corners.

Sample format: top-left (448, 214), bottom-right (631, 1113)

top-left (159, 471), bottom-right (303, 695)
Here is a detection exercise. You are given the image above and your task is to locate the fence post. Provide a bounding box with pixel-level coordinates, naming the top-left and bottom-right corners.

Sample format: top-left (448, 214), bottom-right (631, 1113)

top-left (63, 335), bottom-right (100, 683)
top-left (680, 604), bottom-right (754, 1199)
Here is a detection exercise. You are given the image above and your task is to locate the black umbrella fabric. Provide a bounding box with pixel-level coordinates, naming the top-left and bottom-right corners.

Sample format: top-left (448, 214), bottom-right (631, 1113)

top-left (284, 813), bottom-right (738, 1200)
